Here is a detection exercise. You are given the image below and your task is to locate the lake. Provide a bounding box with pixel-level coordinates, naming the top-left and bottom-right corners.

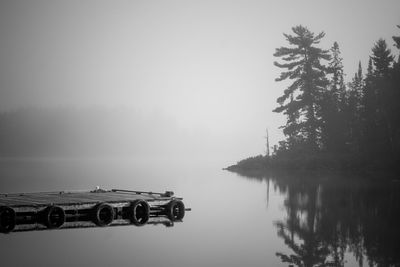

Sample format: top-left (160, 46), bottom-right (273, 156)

top-left (0, 158), bottom-right (399, 267)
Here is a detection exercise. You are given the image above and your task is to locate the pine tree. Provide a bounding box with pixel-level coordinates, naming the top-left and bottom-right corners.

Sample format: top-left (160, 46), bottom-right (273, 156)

top-left (346, 62), bottom-right (364, 153)
top-left (371, 39), bottom-right (393, 80)
top-left (329, 42), bottom-right (346, 104)
top-left (321, 42), bottom-right (347, 152)
top-left (273, 25), bottom-right (330, 151)
top-left (367, 39), bottom-right (394, 155)
top-left (347, 62), bottom-right (364, 115)
top-left (363, 58), bottom-right (377, 155)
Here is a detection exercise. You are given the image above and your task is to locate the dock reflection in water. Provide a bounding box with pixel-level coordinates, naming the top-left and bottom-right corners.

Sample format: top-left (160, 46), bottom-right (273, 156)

top-left (235, 171), bottom-right (400, 267)
top-left (0, 188), bottom-right (188, 234)
top-left (3, 214), bottom-right (180, 233)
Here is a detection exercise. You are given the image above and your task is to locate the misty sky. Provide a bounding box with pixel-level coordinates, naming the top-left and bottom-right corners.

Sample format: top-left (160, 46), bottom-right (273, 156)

top-left (1, 0), bottom-right (399, 159)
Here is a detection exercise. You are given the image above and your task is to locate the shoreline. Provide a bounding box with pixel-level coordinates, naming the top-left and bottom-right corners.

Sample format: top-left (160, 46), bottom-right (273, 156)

top-left (224, 153), bottom-right (400, 178)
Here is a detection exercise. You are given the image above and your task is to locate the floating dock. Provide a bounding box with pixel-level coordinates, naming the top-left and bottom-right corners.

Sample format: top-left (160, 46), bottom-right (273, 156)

top-left (0, 188), bottom-right (188, 233)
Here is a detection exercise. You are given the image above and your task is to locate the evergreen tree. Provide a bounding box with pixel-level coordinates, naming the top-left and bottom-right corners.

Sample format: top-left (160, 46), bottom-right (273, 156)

top-left (329, 42), bottom-right (346, 104)
top-left (366, 39), bottom-right (394, 155)
top-left (321, 42), bottom-right (347, 152)
top-left (363, 58), bottom-right (377, 155)
top-left (273, 25), bottom-right (330, 151)
top-left (371, 39), bottom-right (393, 77)
top-left (346, 62), bottom-right (364, 153)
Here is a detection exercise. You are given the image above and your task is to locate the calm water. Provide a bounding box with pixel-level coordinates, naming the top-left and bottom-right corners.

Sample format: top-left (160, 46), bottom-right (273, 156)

top-left (0, 158), bottom-right (399, 267)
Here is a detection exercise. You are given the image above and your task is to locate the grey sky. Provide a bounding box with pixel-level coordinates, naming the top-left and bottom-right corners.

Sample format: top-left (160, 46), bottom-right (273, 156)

top-left (0, 0), bottom-right (399, 159)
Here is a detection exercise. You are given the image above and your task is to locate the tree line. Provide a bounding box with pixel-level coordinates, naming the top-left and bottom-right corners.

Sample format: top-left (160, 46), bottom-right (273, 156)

top-left (273, 25), bottom-right (400, 166)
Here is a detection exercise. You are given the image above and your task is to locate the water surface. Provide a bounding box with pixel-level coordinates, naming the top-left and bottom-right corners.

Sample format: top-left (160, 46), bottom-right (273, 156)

top-left (0, 158), bottom-right (399, 266)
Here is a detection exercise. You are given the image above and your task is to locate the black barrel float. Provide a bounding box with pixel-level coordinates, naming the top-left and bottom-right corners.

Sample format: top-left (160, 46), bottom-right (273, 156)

top-left (128, 199), bottom-right (150, 226)
top-left (42, 205), bottom-right (66, 229)
top-left (93, 203), bottom-right (115, 226)
top-left (166, 199), bottom-right (185, 221)
top-left (0, 206), bottom-right (16, 233)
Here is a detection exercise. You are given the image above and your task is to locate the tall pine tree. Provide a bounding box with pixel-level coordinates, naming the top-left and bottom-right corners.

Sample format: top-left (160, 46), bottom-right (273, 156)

top-left (321, 42), bottom-right (347, 152)
top-left (329, 42), bottom-right (346, 104)
top-left (363, 58), bottom-right (377, 155)
top-left (273, 25), bottom-right (330, 151)
top-left (366, 39), bottom-right (394, 155)
top-left (346, 62), bottom-right (364, 153)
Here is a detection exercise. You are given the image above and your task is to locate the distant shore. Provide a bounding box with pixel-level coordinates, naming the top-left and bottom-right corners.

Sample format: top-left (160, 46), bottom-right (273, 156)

top-left (225, 152), bottom-right (400, 177)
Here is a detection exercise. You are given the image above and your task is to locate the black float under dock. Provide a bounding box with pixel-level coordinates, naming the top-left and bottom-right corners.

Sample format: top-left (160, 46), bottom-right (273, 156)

top-left (0, 188), bottom-right (188, 233)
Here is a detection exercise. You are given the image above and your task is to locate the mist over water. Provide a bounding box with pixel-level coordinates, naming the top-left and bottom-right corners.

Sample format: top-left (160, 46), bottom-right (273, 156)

top-left (0, 107), bottom-right (247, 164)
top-left (1, 1), bottom-right (400, 266)
top-left (1, 158), bottom-right (399, 267)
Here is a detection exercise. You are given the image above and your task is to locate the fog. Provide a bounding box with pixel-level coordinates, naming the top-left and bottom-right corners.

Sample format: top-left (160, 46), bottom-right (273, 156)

top-left (1, 3), bottom-right (400, 266)
top-left (0, 107), bottom-right (248, 164)
top-left (1, 0), bottom-right (399, 162)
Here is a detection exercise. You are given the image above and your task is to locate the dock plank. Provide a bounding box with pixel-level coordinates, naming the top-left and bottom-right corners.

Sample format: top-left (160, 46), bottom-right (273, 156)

top-left (0, 196), bottom-right (46, 205)
top-left (50, 194), bottom-right (108, 203)
top-left (0, 198), bottom-right (34, 206)
top-left (102, 191), bottom-right (155, 200)
top-left (0, 190), bottom-right (173, 208)
top-left (57, 193), bottom-right (132, 203)
top-left (89, 192), bottom-right (151, 201)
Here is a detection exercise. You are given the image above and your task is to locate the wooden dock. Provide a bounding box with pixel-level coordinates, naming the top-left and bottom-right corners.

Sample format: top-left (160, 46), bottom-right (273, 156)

top-left (0, 188), bottom-right (188, 233)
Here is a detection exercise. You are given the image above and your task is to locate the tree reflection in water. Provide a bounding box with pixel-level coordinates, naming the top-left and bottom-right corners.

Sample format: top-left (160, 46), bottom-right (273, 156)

top-left (236, 171), bottom-right (400, 267)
